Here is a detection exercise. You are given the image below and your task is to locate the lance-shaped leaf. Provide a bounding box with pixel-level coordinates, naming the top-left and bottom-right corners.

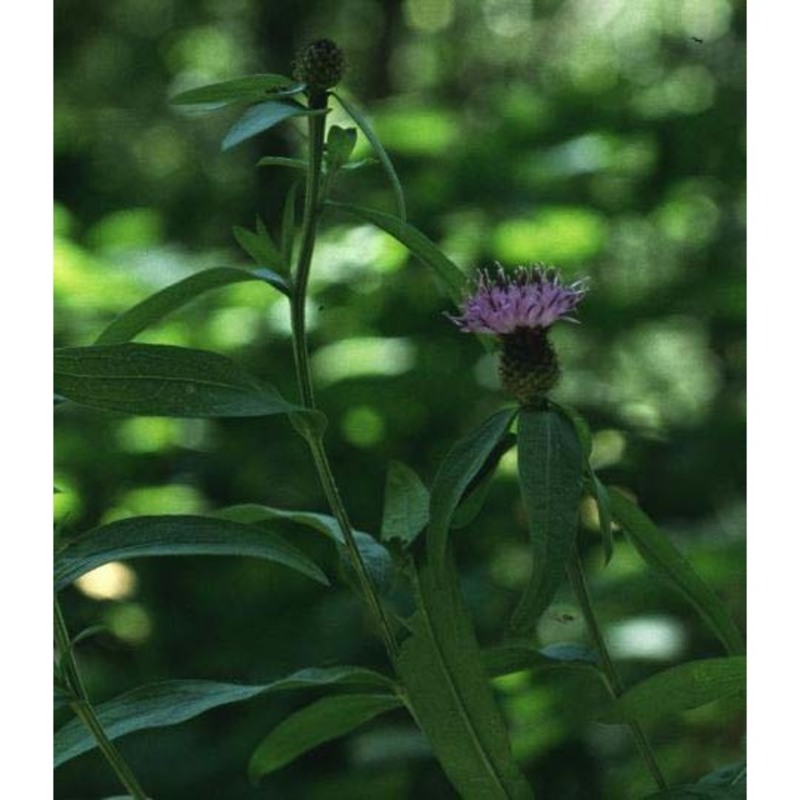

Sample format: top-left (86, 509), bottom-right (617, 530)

top-left (483, 642), bottom-right (601, 679)
top-left (248, 694), bottom-right (402, 784)
top-left (609, 488), bottom-right (745, 656)
top-left (331, 91), bottom-right (406, 220)
top-left (510, 408), bottom-right (584, 636)
top-left (587, 470), bottom-right (615, 565)
top-left (257, 155), bottom-right (308, 171)
top-left (326, 202), bottom-right (466, 306)
top-left (54, 343), bottom-right (321, 425)
top-left (396, 559), bottom-right (534, 799)
top-left (214, 504), bottom-right (394, 593)
top-left (170, 74), bottom-right (302, 106)
top-left (55, 666), bottom-right (393, 767)
top-left (380, 461), bottom-right (430, 546)
top-left (95, 267), bottom-right (289, 346)
top-left (427, 407), bottom-right (518, 569)
top-left (222, 99), bottom-right (325, 151)
top-left (233, 220), bottom-right (285, 271)
top-left (607, 656), bottom-right (746, 726)
top-left (53, 515), bottom-right (328, 591)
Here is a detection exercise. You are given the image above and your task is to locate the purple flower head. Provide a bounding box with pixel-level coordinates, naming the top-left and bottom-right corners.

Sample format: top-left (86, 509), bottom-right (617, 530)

top-left (448, 264), bottom-right (588, 335)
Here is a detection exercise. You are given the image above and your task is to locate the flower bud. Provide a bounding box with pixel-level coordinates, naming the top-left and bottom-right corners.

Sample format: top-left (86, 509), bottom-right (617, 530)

top-left (293, 39), bottom-right (345, 91)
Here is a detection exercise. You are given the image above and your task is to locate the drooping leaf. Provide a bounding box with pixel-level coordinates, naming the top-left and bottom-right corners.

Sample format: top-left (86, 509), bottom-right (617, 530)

top-left (326, 202), bottom-right (465, 306)
top-left (94, 267), bottom-right (289, 346)
top-left (54, 514), bottom-right (328, 591)
top-left (396, 559), bottom-right (534, 799)
top-left (214, 504), bottom-right (394, 593)
top-left (233, 221), bottom-right (285, 271)
top-left (54, 344), bottom-right (319, 423)
top-left (54, 667), bottom-right (393, 767)
top-left (170, 74), bottom-right (302, 106)
top-left (607, 657), bottom-right (746, 726)
top-left (427, 407), bottom-right (518, 569)
top-left (222, 100), bottom-right (325, 151)
top-left (609, 488), bottom-right (745, 656)
top-left (380, 461), bottom-right (430, 547)
top-left (248, 694), bottom-right (402, 784)
top-left (510, 408), bottom-right (584, 635)
top-left (588, 470), bottom-right (615, 565)
top-left (332, 91), bottom-right (406, 220)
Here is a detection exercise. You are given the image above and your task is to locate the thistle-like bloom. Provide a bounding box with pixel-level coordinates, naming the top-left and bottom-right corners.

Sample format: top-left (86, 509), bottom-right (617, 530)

top-left (449, 265), bottom-right (587, 335)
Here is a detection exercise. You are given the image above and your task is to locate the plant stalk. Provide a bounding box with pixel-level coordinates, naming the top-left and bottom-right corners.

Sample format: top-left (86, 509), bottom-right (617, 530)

top-left (566, 553), bottom-right (668, 791)
top-left (54, 599), bottom-right (149, 800)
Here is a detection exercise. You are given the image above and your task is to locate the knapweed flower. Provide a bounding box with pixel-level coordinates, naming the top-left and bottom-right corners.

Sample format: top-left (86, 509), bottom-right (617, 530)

top-left (449, 265), bottom-right (588, 406)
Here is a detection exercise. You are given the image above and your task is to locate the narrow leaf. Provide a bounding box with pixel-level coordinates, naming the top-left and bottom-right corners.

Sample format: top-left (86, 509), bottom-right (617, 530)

top-left (248, 694), bottom-right (401, 783)
top-left (95, 267), bottom-right (289, 346)
top-left (483, 642), bottom-right (601, 678)
top-left (608, 657), bottom-right (746, 726)
top-left (332, 91), bottom-right (406, 220)
top-left (171, 74), bottom-right (301, 106)
top-left (327, 201), bottom-right (465, 306)
top-left (257, 156), bottom-right (308, 171)
top-left (54, 343), bottom-right (318, 421)
top-left (427, 408), bottom-right (518, 569)
top-left (397, 559), bottom-right (534, 799)
top-left (588, 470), bottom-right (614, 565)
top-left (55, 667), bottom-right (392, 767)
top-left (222, 100), bottom-right (324, 151)
top-left (511, 409), bottom-right (584, 635)
top-left (53, 515), bottom-right (328, 591)
top-left (380, 461), bottom-right (430, 546)
top-left (234, 222), bottom-right (285, 271)
top-left (609, 488), bottom-right (746, 656)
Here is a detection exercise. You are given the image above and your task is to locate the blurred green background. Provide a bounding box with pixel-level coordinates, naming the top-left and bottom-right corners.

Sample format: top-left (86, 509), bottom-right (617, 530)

top-left (54, 1), bottom-right (745, 797)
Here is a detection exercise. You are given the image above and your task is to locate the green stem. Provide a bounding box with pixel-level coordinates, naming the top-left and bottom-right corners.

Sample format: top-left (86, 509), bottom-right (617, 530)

top-left (289, 89), bottom-right (399, 661)
top-left (566, 554), bottom-right (668, 791)
top-left (54, 599), bottom-right (149, 800)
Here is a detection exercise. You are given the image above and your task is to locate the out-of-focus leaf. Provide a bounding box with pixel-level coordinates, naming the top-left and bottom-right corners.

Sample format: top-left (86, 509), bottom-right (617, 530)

top-left (644, 762), bottom-right (746, 800)
top-left (54, 515), bottom-right (328, 591)
top-left (170, 74), bottom-right (301, 106)
top-left (54, 344), bottom-right (319, 422)
top-left (427, 407), bottom-right (518, 570)
top-left (248, 694), bottom-right (402, 784)
top-left (588, 471), bottom-right (615, 565)
top-left (380, 461), bottom-right (430, 546)
top-left (54, 684), bottom-right (72, 712)
top-left (332, 91), bottom-right (406, 220)
top-left (214, 504), bottom-right (394, 593)
top-left (511, 409), bottom-right (584, 635)
top-left (95, 267), bottom-right (289, 346)
top-left (257, 156), bottom-right (308, 171)
top-left (483, 642), bottom-right (601, 678)
top-left (325, 125), bottom-right (357, 172)
top-left (222, 100), bottom-right (325, 151)
top-left (609, 488), bottom-right (746, 656)
top-left (234, 221), bottom-right (285, 271)
top-left (281, 182), bottom-right (299, 267)
top-left (397, 559), bottom-right (534, 799)
top-left (326, 202), bottom-right (465, 306)
top-left (607, 657), bottom-right (746, 725)
top-left (55, 667), bottom-right (392, 767)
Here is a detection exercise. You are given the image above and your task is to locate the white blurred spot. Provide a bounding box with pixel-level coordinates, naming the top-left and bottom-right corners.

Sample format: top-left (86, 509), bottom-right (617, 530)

top-left (75, 562), bottom-right (138, 601)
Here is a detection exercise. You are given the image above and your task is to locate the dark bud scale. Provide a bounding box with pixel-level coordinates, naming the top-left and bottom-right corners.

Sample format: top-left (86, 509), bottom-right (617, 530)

top-left (499, 327), bottom-right (560, 407)
top-left (293, 39), bottom-right (345, 91)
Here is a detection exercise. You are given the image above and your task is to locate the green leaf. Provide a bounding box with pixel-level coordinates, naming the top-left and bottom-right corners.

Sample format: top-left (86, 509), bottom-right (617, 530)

top-left (511, 409), bottom-right (584, 635)
top-left (281, 182), bottom-right (299, 267)
top-left (609, 488), bottom-right (746, 656)
top-left (95, 267), bottom-right (289, 346)
top-left (326, 202), bottom-right (466, 306)
top-left (608, 657), bottom-right (746, 726)
top-left (427, 407), bottom-right (518, 570)
top-left (214, 504), bottom-right (394, 593)
top-left (325, 125), bottom-right (357, 172)
top-left (54, 343), bottom-right (318, 421)
top-left (234, 221), bottom-right (285, 271)
top-left (53, 515), bottom-right (328, 591)
top-left (396, 559), bottom-right (534, 799)
top-left (257, 155), bottom-right (308, 171)
top-left (340, 157), bottom-right (378, 172)
top-left (483, 642), bottom-right (601, 678)
top-left (170, 74), bottom-right (302, 106)
top-left (588, 470), bottom-right (614, 565)
top-left (55, 667), bottom-right (392, 767)
top-left (248, 694), bottom-right (402, 783)
top-left (332, 91), bottom-right (406, 220)
top-left (380, 461), bottom-right (430, 546)
top-left (54, 684), bottom-right (72, 712)
top-left (222, 100), bottom-right (324, 151)
top-left (549, 400), bottom-right (593, 461)
top-left (644, 763), bottom-right (746, 799)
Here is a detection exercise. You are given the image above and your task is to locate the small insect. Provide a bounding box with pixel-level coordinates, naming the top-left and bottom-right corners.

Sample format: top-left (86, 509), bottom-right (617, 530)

top-left (691, 36), bottom-right (704, 43)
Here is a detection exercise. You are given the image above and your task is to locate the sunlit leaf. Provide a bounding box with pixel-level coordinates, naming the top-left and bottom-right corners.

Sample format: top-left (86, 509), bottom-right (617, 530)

top-left (609, 488), bottom-right (745, 656)
top-left (380, 461), bottom-right (429, 546)
top-left (427, 407), bottom-right (518, 569)
top-left (53, 515), bottom-right (329, 591)
top-left (332, 91), bottom-right (406, 220)
top-left (510, 409), bottom-right (584, 635)
top-left (222, 100), bottom-right (325, 151)
top-left (248, 694), bottom-right (402, 783)
top-left (55, 667), bottom-right (393, 767)
top-left (95, 267), bottom-right (289, 346)
top-left (170, 74), bottom-right (302, 106)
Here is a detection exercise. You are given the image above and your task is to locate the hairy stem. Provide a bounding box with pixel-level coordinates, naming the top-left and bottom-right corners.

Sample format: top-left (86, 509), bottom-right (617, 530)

top-left (566, 554), bottom-right (668, 791)
top-left (54, 599), bottom-right (149, 800)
